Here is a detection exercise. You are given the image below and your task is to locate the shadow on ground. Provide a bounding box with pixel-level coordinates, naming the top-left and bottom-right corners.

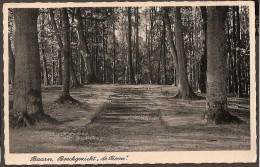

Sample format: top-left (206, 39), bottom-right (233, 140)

top-left (9, 84), bottom-right (250, 153)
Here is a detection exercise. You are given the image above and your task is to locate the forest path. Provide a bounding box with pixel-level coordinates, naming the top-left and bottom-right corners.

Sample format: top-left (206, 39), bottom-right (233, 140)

top-left (9, 85), bottom-right (250, 153)
top-left (78, 85), bottom-right (171, 151)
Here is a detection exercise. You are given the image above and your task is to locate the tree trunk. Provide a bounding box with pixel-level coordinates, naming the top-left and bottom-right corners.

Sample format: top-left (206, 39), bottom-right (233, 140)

top-left (148, 8), bottom-right (154, 84)
top-left (128, 7), bottom-right (135, 84)
top-left (12, 9), bottom-right (55, 126)
top-left (175, 7), bottom-right (197, 99)
top-left (8, 38), bottom-right (15, 88)
top-left (227, 17), bottom-right (233, 94)
top-left (49, 9), bottom-right (64, 86)
top-left (157, 29), bottom-right (162, 85)
top-left (162, 19), bottom-right (167, 85)
top-left (80, 55), bottom-right (85, 84)
top-left (102, 22), bottom-right (106, 83)
top-left (51, 56), bottom-right (55, 85)
top-left (58, 50), bottom-right (62, 85)
top-left (61, 8), bottom-right (70, 97)
top-left (235, 6), bottom-right (242, 97)
top-left (164, 7), bottom-right (198, 99)
top-left (204, 7), bottom-right (241, 124)
top-left (69, 55), bottom-right (81, 88)
top-left (75, 8), bottom-right (98, 84)
top-left (69, 20), bottom-right (81, 88)
top-left (199, 6), bottom-right (207, 93)
top-left (42, 54), bottom-right (48, 86)
top-left (232, 7), bottom-right (238, 96)
top-left (113, 10), bottom-right (116, 84)
top-left (95, 20), bottom-right (98, 78)
top-left (162, 8), bottom-right (178, 79)
top-left (56, 8), bottom-right (79, 104)
top-left (135, 7), bottom-right (139, 84)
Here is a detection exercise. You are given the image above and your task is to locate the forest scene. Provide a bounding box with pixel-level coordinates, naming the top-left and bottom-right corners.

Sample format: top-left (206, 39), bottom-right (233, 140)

top-left (8, 5), bottom-right (251, 153)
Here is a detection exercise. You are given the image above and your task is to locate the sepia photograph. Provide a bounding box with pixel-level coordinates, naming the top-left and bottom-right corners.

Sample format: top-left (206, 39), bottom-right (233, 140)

top-left (3, 1), bottom-right (256, 165)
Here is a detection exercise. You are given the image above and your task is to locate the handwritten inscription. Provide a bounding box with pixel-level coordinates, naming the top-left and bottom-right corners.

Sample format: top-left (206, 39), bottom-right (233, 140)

top-left (30, 156), bottom-right (54, 162)
top-left (30, 155), bottom-right (129, 163)
top-left (57, 156), bottom-right (97, 163)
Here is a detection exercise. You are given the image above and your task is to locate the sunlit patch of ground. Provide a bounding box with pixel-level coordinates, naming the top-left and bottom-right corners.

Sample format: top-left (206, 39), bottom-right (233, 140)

top-left (9, 84), bottom-right (250, 153)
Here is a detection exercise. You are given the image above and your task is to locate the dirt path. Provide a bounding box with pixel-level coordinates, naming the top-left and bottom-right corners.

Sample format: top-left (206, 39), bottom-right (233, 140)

top-left (9, 85), bottom-right (250, 153)
top-left (78, 86), bottom-right (169, 151)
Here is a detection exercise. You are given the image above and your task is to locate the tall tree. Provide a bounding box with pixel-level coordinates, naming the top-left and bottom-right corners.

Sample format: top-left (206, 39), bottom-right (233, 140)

top-left (162, 8), bottom-right (178, 80)
top-left (75, 8), bottom-right (98, 83)
top-left (174, 7), bottom-right (198, 99)
top-left (69, 14), bottom-right (82, 88)
top-left (51, 47), bottom-right (55, 85)
top-left (8, 38), bottom-right (15, 87)
top-left (204, 7), bottom-right (241, 124)
top-left (199, 6), bottom-right (207, 93)
top-left (148, 8), bottom-right (154, 84)
top-left (39, 13), bottom-right (48, 86)
top-left (12, 9), bottom-right (55, 126)
top-left (128, 7), bottom-right (135, 83)
top-left (163, 7), bottom-right (198, 99)
top-left (58, 50), bottom-right (62, 85)
top-left (162, 18), bottom-right (167, 85)
top-left (56, 8), bottom-right (79, 104)
top-left (112, 9), bottom-right (116, 84)
top-left (42, 53), bottom-right (48, 85)
top-left (235, 6), bottom-right (243, 97)
top-left (102, 22), bottom-right (106, 83)
top-left (135, 7), bottom-right (139, 83)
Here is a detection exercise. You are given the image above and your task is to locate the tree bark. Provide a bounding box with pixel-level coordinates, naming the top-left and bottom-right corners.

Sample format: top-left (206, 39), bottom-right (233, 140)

top-left (128, 7), bottom-right (135, 84)
top-left (227, 17), bottom-right (233, 94)
top-left (69, 55), bottom-right (81, 88)
top-left (55, 8), bottom-right (79, 104)
top-left (157, 28), bottom-right (162, 85)
top-left (61, 8), bottom-right (70, 97)
top-left (232, 7), bottom-right (238, 96)
top-left (69, 19), bottom-right (82, 88)
top-left (163, 7), bottom-right (198, 99)
top-left (174, 7), bottom-right (198, 99)
top-left (80, 55), bottom-right (85, 84)
top-left (75, 8), bottom-right (98, 84)
top-left (199, 6), bottom-right (207, 93)
top-left (235, 6), bottom-right (242, 97)
top-left (102, 22), bottom-right (106, 83)
top-left (204, 7), bottom-right (241, 124)
top-left (113, 9), bottom-right (116, 84)
top-left (162, 19), bottom-right (167, 85)
top-left (42, 54), bottom-right (48, 86)
top-left (8, 38), bottom-right (15, 88)
top-left (148, 8), bottom-right (154, 84)
top-left (51, 48), bottom-right (55, 85)
top-left (49, 9), bottom-right (63, 50)
top-left (162, 8), bottom-right (178, 78)
top-left (49, 9), bottom-right (64, 85)
top-left (95, 20), bottom-right (98, 78)
top-left (135, 7), bottom-right (139, 83)
top-left (58, 50), bottom-right (62, 85)
top-left (12, 9), bottom-right (56, 126)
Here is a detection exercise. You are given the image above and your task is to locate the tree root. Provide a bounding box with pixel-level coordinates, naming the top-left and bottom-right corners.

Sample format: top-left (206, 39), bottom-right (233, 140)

top-left (55, 95), bottom-right (80, 105)
top-left (10, 112), bottom-right (58, 128)
top-left (204, 109), bottom-right (244, 125)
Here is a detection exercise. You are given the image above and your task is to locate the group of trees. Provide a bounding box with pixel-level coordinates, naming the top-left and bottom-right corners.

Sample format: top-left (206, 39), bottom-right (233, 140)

top-left (8, 6), bottom-right (250, 126)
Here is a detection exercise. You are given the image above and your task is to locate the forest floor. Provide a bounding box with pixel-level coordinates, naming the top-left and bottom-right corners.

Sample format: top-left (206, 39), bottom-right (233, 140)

top-left (9, 84), bottom-right (250, 153)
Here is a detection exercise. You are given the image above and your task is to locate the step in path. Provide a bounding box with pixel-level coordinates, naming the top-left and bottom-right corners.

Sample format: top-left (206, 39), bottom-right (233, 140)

top-left (79, 86), bottom-right (174, 151)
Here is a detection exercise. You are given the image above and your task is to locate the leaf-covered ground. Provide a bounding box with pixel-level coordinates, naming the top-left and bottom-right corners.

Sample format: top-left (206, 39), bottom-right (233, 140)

top-left (9, 85), bottom-right (250, 153)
